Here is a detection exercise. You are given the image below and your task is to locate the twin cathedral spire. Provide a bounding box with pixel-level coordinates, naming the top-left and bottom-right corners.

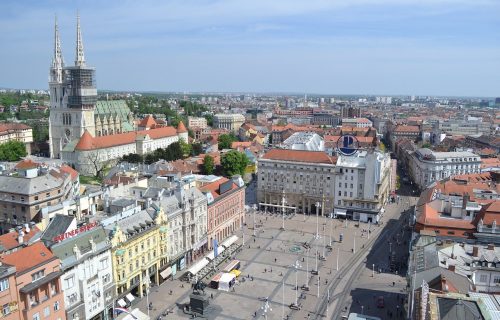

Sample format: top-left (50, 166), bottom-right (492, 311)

top-left (51, 13), bottom-right (86, 82)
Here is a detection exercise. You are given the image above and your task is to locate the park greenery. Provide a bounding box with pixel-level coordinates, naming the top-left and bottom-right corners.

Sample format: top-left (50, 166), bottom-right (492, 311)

top-left (221, 150), bottom-right (249, 177)
top-left (0, 140), bottom-right (27, 161)
top-left (121, 140), bottom-right (204, 165)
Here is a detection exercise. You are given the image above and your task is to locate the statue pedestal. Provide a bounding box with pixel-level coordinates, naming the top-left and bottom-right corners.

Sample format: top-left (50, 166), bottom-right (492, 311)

top-left (190, 293), bottom-right (210, 315)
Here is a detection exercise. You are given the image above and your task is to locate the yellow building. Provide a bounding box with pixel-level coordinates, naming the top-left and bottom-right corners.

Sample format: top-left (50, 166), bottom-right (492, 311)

top-left (108, 207), bottom-right (168, 304)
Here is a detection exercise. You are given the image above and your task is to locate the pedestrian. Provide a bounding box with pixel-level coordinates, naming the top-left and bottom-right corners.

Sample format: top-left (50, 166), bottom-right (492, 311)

top-left (211, 293), bottom-right (214, 299)
top-left (275, 258), bottom-right (277, 263)
top-left (264, 268), bottom-right (267, 273)
top-left (169, 290), bottom-right (173, 295)
top-left (270, 268), bottom-right (272, 272)
top-left (254, 238), bottom-right (256, 243)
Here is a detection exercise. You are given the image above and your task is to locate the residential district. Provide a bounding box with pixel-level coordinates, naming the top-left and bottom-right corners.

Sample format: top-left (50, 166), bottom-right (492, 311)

top-left (0, 15), bottom-right (499, 320)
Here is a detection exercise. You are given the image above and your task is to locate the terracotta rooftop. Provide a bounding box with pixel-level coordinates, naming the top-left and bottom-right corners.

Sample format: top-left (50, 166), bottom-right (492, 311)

top-left (200, 177), bottom-right (238, 200)
top-left (231, 141), bottom-right (252, 149)
top-left (474, 200), bottom-right (500, 226)
top-left (75, 126), bottom-right (177, 151)
top-left (139, 115), bottom-right (157, 128)
top-left (0, 242), bottom-right (55, 274)
top-left (417, 204), bottom-right (475, 230)
top-left (59, 164), bottom-right (79, 181)
top-left (15, 159), bottom-right (39, 170)
top-left (262, 149), bottom-right (336, 164)
top-left (0, 123), bottom-right (31, 133)
top-left (394, 125), bottom-right (420, 133)
top-left (177, 121), bottom-right (188, 133)
top-left (0, 226), bottom-right (40, 253)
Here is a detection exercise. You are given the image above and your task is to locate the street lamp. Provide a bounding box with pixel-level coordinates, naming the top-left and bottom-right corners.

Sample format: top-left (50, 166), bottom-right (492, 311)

top-left (317, 270), bottom-right (320, 298)
top-left (281, 189), bottom-right (286, 231)
top-left (353, 231), bottom-right (356, 254)
top-left (315, 202), bottom-right (321, 239)
top-left (336, 247), bottom-right (339, 271)
top-left (304, 248), bottom-right (310, 290)
top-left (144, 277), bottom-right (151, 318)
top-left (292, 260), bottom-right (302, 307)
top-left (252, 204), bottom-right (257, 237)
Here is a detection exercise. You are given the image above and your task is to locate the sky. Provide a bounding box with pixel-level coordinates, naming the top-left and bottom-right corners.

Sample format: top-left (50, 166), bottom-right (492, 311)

top-left (0, 0), bottom-right (499, 97)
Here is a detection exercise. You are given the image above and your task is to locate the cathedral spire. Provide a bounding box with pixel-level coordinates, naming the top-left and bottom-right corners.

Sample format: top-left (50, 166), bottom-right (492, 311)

top-left (75, 12), bottom-right (85, 67)
top-left (51, 15), bottom-right (64, 83)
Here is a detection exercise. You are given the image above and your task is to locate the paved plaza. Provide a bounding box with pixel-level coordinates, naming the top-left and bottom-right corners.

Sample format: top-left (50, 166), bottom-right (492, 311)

top-left (133, 193), bottom-right (416, 320)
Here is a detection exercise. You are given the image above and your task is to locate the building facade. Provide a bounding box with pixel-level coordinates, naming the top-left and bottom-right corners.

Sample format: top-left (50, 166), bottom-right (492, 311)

top-left (257, 149), bottom-right (337, 215)
top-left (47, 224), bottom-right (115, 320)
top-left (334, 151), bottom-right (391, 223)
top-left (409, 148), bottom-right (481, 189)
top-left (213, 114), bottom-right (245, 133)
top-left (105, 206), bottom-right (168, 304)
top-left (200, 176), bottom-right (245, 250)
top-left (187, 117), bottom-right (208, 129)
top-left (0, 123), bottom-right (33, 154)
top-left (0, 242), bottom-right (65, 320)
top-left (341, 118), bottom-right (373, 128)
top-left (0, 264), bottom-right (20, 320)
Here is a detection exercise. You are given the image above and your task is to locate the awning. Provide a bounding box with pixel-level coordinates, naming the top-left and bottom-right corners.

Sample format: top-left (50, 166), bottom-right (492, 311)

top-left (117, 308), bottom-right (150, 320)
top-left (125, 293), bottom-right (135, 302)
top-left (160, 267), bottom-right (172, 279)
top-left (117, 299), bottom-right (126, 307)
top-left (187, 258), bottom-right (210, 277)
top-left (221, 235), bottom-right (239, 249)
top-left (206, 246), bottom-right (226, 261)
top-left (334, 209), bottom-right (347, 216)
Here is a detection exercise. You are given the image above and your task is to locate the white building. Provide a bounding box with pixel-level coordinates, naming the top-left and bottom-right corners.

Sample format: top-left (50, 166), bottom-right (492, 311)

top-left (342, 118), bottom-right (373, 128)
top-left (281, 132), bottom-right (325, 151)
top-left (433, 117), bottom-right (491, 137)
top-left (409, 148), bottom-right (481, 189)
top-left (187, 116), bottom-right (208, 129)
top-left (257, 149), bottom-right (337, 215)
top-left (334, 150), bottom-right (391, 223)
top-left (213, 114), bottom-right (245, 133)
top-left (42, 218), bottom-right (115, 320)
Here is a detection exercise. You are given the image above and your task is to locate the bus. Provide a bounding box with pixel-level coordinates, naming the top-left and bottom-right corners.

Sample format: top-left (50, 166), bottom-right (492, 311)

top-left (223, 259), bottom-right (241, 273)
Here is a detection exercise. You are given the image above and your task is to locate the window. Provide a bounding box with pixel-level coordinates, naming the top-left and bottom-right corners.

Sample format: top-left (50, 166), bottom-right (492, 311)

top-left (32, 270), bottom-right (45, 282)
top-left (480, 274), bottom-right (488, 283)
top-left (2, 304), bottom-right (10, 316)
top-left (63, 276), bottom-right (74, 289)
top-left (102, 273), bottom-right (111, 284)
top-left (33, 313), bottom-right (40, 320)
top-left (0, 278), bottom-right (9, 291)
top-left (99, 258), bottom-right (109, 270)
top-left (338, 191), bottom-right (341, 196)
top-left (44, 306), bottom-right (50, 317)
top-left (493, 276), bottom-right (500, 284)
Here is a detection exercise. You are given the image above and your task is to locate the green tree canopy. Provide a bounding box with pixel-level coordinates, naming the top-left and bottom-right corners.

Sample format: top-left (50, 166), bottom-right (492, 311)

top-left (221, 150), bottom-right (248, 177)
top-left (218, 133), bottom-right (238, 150)
top-left (0, 140), bottom-right (27, 161)
top-left (202, 155), bottom-right (215, 175)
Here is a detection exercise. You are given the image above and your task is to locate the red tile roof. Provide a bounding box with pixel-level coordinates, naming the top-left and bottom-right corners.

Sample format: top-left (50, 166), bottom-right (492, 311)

top-left (0, 226), bottom-right (40, 253)
top-left (139, 115), bottom-right (157, 128)
top-left (15, 159), bottom-right (39, 170)
top-left (200, 177), bottom-right (238, 200)
top-left (262, 149), bottom-right (336, 164)
top-left (177, 121), bottom-right (188, 133)
top-left (0, 242), bottom-right (55, 274)
top-left (59, 164), bottom-right (79, 181)
top-left (394, 125), bottom-right (420, 133)
top-left (75, 126), bottom-right (178, 151)
top-left (417, 204), bottom-right (475, 230)
top-left (474, 201), bottom-right (500, 226)
top-left (0, 123), bottom-right (31, 133)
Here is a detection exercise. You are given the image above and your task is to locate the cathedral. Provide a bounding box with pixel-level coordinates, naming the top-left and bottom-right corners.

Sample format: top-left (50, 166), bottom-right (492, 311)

top-left (49, 16), bottom-right (186, 175)
top-left (48, 15), bottom-right (135, 159)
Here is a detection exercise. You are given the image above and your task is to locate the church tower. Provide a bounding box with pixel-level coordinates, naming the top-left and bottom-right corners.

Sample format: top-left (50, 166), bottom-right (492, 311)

top-left (49, 14), bottom-right (97, 158)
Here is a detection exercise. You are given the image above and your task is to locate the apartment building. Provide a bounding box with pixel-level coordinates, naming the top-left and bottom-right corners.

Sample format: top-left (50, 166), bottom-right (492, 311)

top-left (187, 116), bottom-right (208, 129)
top-left (0, 123), bottom-right (33, 154)
top-left (409, 148), bottom-right (481, 189)
top-left (257, 149), bottom-right (337, 216)
top-left (0, 242), bottom-right (65, 320)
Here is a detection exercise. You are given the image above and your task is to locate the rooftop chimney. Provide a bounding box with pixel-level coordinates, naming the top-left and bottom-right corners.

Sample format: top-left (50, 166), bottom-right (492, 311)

top-left (18, 230), bottom-right (24, 244)
top-left (441, 276), bottom-right (449, 292)
top-left (24, 223), bottom-right (30, 234)
top-left (473, 246), bottom-right (479, 257)
top-left (488, 243), bottom-right (495, 250)
top-left (448, 264), bottom-right (456, 272)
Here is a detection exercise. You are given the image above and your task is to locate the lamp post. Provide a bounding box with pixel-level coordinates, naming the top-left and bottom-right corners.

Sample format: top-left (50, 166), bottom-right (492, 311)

top-left (353, 231), bottom-right (356, 254)
top-left (304, 248), bottom-right (309, 290)
top-left (372, 264), bottom-right (375, 277)
top-left (336, 247), bottom-right (339, 271)
top-left (281, 189), bottom-right (286, 231)
top-left (317, 271), bottom-right (320, 298)
top-left (315, 202), bottom-right (321, 239)
top-left (253, 204), bottom-right (257, 237)
top-left (145, 277), bottom-right (151, 318)
top-left (282, 276), bottom-right (285, 320)
top-left (293, 260), bottom-right (302, 307)
top-left (329, 217), bottom-right (333, 247)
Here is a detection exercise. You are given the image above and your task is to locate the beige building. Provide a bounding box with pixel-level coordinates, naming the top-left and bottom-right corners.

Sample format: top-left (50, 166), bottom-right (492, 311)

top-left (213, 114), bottom-right (245, 133)
top-left (0, 123), bottom-right (33, 154)
top-left (257, 149), bottom-right (337, 215)
top-left (188, 116), bottom-right (208, 129)
top-left (0, 160), bottom-right (78, 232)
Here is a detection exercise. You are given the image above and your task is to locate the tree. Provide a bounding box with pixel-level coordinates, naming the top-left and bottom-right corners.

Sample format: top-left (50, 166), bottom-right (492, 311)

top-left (221, 150), bottom-right (248, 177)
top-left (84, 148), bottom-right (110, 178)
top-left (0, 140), bottom-right (27, 161)
top-left (179, 140), bottom-right (192, 158)
top-left (202, 155), bottom-right (215, 175)
top-left (379, 141), bottom-right (386, 153)
top-left (121, 153), bottom-right (143, 163)
top-left (218, 133), bottom-right (237, 150)
top-left (191, 142), bottom-right (203, 156)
